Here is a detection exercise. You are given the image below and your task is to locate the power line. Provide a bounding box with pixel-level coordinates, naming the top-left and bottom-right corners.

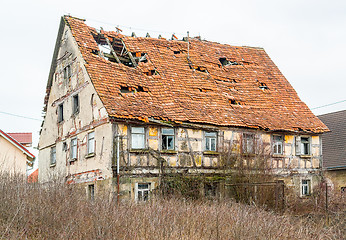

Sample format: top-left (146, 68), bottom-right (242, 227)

top-left (311, 99), bottom-right (346, 110)
top-left (0, 111), bottom-right (42, 122)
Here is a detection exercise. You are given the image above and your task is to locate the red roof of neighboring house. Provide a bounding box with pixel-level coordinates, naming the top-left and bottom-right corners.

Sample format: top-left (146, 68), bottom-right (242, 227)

top-left (7, 132), bottom-right (32, 145)
top-left (28, 168), bottom-right (38, 183)
top-left (0, 129), bottom-right (35, 160)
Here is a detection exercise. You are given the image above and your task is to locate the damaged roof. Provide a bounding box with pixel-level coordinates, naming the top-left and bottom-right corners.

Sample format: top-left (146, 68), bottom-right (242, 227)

top-left (46, 15), bottom-right (329, 133)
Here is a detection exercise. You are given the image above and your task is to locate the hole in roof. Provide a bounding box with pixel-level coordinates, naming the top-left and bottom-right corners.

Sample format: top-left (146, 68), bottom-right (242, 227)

top-left (219, 58), bottom-right (239, 66)
top-left (174, 50), bottom-right (180, 54)
top-left (229, 99), bottom-right (243, 105)
top-left (143, 69), bottom-right (158, 76)
top-left (259, 82), bottom-right (269, 90)
top-left (120, 86), bottom-right (132, 93)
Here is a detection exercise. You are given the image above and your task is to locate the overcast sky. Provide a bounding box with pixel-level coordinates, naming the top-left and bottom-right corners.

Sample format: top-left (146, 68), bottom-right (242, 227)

top-left (0, 0), bottom-right (345, 155)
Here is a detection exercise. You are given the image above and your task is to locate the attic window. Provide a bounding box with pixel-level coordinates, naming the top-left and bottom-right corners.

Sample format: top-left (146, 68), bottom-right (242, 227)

top-left (219, 58), bottom-right (239, 66)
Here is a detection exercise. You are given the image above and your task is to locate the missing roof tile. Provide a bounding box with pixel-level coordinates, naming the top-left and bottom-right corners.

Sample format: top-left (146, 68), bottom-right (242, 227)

top-left (219, 58), bottom-right (239, 66)
top-left (259, 82), bottom-right (269, 90)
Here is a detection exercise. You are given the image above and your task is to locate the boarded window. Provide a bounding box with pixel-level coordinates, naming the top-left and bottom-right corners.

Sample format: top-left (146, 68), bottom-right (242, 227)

top-left (131, 127), bottom-right (145, 149)
top-left (162, 128), bottom-right (174, 150)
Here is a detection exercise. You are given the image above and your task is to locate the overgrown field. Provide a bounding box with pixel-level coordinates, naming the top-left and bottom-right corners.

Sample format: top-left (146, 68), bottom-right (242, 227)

top-left (0, 175), bottom-right (344, 239)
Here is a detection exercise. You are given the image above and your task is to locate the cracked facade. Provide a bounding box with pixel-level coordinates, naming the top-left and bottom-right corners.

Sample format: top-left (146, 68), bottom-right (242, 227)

top-left (38, 16), bottom-right (329, 200)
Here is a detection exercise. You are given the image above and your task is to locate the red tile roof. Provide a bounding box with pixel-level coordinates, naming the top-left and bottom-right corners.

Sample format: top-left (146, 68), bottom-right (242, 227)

top-left (28, 168), bottom-right (38, 183)
top-left (7, 132), bottom-right (32, 145)
top-left (50, 16), bottom-right (328, 133)
top-left (0, 130), bottom-right (35, 159)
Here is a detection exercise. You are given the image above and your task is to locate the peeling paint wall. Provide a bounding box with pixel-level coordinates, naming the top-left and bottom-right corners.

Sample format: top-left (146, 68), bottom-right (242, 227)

top-left (38, 25), bottom-right (113, 183)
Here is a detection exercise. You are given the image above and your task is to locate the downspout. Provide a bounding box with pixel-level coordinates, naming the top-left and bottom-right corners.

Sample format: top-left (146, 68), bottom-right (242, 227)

top-left (117, 133), bottom-right (120, 204)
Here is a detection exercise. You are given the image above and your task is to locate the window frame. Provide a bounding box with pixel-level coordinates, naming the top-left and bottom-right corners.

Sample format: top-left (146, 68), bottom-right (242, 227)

top-left (131, 126), bottom-right (146, 149)
top-left (72, 94), bottom-right (79, 115)
top-left (161, 128), bottom-right (175, 151)
top-left (70, 137), bottom-right (78, 161)
top-left (301, 137), bottom-right (311, 156)
top-left (64, 65), bottom-right (71, 81)
top-left (205, 131), bottom-right (217, 151)
top-left (242, 133), bottom-right (255, 154)
top-left (87, 132), bottom-right (95, 155)
top-left (301, 179), bottom-right (311, 196)
top-left (135, 182), bottom-right (151, 202)
top-left (50, 146), bottom-right (56, 166)
top-left (58, 103), bottom-right (64, 123)
top-left (273, 135), bottom-right (284, 155)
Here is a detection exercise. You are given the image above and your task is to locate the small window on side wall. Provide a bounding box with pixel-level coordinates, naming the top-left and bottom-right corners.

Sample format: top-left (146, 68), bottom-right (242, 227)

top-left (87, 132), bottom-right (95, 155)
top-left (162, 128), bottom-right (174, 150)
top-left (273, 135), bottom-right (283, 155)
top-left (71, 138), bottom-right (77, 160)
top-left (242, 133), bottom-right (255, 154)
top-left (72, 94), bottom-right (79, 115)
top-left (301, 137), bottom-right (310, 155)
top-left (58, 103), bottom-right (64, 123)
top-left (50, 146), bottom-right (56, 166)
top-left (301, 179), bottom-right (311, 196)
top-left (131, 127), bottom-right (145, 149)
top-left (205, 132), bottom-right (217, 151)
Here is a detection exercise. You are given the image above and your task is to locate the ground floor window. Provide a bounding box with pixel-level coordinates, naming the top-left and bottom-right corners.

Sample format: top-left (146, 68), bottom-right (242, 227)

top-left (301, 179), bottom-right (311, 196)
top-left (135, 183), bottom-right (151, 201)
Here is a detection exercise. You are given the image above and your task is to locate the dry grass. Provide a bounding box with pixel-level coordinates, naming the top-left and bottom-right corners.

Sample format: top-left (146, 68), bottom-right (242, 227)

top-left (0, 174), bottom-right (344, 240)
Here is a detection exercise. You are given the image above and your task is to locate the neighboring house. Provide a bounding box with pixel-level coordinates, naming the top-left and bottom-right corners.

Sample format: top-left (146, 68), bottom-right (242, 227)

top-left (38, 16), bottom-right (329, 201)
top-left (318, 110), bottom-right (346, 193)
top-left (0, 129), bottom-right (35, 175)
top-left (7, 132), bottom-right (33, 147)
top-left (28, 168), bottom-right (38, 183)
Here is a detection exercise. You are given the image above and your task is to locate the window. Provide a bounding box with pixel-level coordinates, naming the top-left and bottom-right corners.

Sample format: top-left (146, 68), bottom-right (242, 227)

top-left (301, 137), bottom-right (310, 155)
top-left (301, 179), bottom-right (311, 196)
top-left (205, 132), bottom-right (217, 151)
top-left (58, 103), bottom-right (64, 123)
top-left (50, 146), bottom-right (56, 166)
top-left (273, 135), bottom-right (283, 155)
top-left (162, 128), bottom-right (174, 150)
top-left (64, 65), bottom-right (71, 81)
top-left (243, 133), bottom-right (255, 154)
top-left (131, 127), bottom-right (145, 149)
top-left (87, 132), bottom-right (95, 155)
top-left (204, 183), bottom-right (217, 197)
top-left (72, 94), bottom-right (79, 114)
top-left (71, 138), bottom-right (77, 160)
top-left (136, 183), bottom-right (151, 201)
top-left (88, 184), bottom-right (95, 201)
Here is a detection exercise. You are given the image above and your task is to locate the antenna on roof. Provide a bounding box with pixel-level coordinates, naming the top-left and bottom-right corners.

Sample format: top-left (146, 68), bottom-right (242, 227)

top-left (116, 26), bottom-right (122, 33)
top-left (187, 31), bottom-right (190, 61)
top-left (171, 33), bottom-right (178, 40)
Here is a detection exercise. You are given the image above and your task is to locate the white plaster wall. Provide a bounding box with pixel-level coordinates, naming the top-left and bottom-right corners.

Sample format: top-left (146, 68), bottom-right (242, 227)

top-left (0, 135), bottom-right (27, 175)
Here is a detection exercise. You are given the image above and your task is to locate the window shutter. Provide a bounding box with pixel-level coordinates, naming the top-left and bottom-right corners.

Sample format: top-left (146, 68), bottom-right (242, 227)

top-left (295, 136), bottom-right (301, 156)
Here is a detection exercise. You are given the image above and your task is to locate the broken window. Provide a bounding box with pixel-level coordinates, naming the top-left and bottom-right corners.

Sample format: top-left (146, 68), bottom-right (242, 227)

top-left (136, 183), bottom-right (151, 201)
top-left (301, 179), bottom-right (311, 196)
top-left (205, 182), bottom-right (217, 197)
top-left (88, 184), bottom-right (95, 201)
top-left (71, 137), bottom-right (77, 160)
top-left (242, 133), bottom-right (255, 154)
top-left (131, 127), bottom-right (145, 149)
top-left (301, 137), bottom-right (311, 155)
top-left (58, 103), bottom-right (64, 123)
top-left (273, 135), bottom-right (284, 155)
top-left (205, 132), bottom-right (217, 151)
top-left (87, 132), bottom-right (95, 155)
top-left (72, 94), bottom-right (79, 115)
top-left (64, 65), bottom-right (71, 81)
top-left (162, 128), bottom-right (175, 150)
top-left (50, 146), bottom-right (56, 166)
